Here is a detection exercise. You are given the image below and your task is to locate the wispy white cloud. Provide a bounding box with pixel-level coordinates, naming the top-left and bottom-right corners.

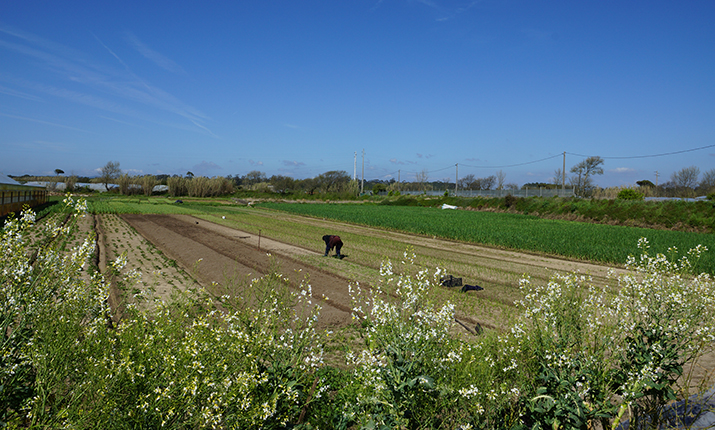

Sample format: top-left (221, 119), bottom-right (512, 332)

top-left (249, 160), bottom-right (264, 166)
top-left (283, 123), bottom-right (299, 129)
top-left (0, 112), bottom-right (95, 133)
top-left (408, 0), bottom-right (481, 22)
top-left (125, 32), bottom-right (186, 74)
top-left (0, 26), bottom-right (215, 136)
top-left (283, 160), bottom-right (305, 167)
top-left (98, 115), bottom-right (142, 127)
top-left (0, 84), bottom-right (44, 102)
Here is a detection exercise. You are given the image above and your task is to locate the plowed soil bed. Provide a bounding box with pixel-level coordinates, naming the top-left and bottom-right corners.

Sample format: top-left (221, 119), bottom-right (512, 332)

top-left (117, 213), bottom-right (354, 328)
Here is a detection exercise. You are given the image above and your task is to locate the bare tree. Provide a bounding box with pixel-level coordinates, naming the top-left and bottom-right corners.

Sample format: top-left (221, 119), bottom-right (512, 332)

top-left (552, 168), bottom-right (563, 186)
top-left (671, 166), bottom-right (700, 197)
top-left (477, 175), bottom-right (496, 190)
top-left (416, 169), bottom-right (429, 192)
top-left (100, 161), bottom-right (121, 191)
top-left (459, 174), bottom-right (477, 190)
top-left (698, 168), bottom-right (715, 194)
top-left (496, 170), bottom-right (506, 190)
top-left (570, 156), bottom-right (604, 196)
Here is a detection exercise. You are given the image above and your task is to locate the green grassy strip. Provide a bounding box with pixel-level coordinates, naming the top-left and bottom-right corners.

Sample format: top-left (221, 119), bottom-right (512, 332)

top-left (87, 197), bottom-right (210, 214)
top-left (257, 202), bottom-right (715, 274)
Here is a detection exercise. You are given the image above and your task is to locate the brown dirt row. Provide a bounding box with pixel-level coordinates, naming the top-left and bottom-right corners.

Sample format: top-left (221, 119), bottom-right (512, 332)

top-left (118, 213), bottom-right (355, 329)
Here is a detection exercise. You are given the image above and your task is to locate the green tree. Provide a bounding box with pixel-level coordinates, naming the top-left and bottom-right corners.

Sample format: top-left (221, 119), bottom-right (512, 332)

top-left (270, 175), bottom-right (294, 194)
top-left (245, 170), bottom-right (267, 186)
top-left (316, 170), bottom-right (350, 193)
top-left (54, 169), bottom-right (64, 176)
top-left (636, 179), bottom-right (655, 188)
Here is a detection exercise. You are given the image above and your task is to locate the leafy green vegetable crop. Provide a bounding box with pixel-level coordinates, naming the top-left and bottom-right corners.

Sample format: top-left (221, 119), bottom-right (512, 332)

top-left (257, 202), bottom-right (715, 274)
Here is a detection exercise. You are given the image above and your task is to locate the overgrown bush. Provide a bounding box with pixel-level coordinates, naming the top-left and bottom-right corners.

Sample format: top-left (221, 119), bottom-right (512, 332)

top-left (617, 188), bottom-right (645, 200)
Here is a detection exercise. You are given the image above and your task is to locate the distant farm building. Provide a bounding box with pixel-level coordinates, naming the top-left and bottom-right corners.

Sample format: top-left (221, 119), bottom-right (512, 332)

top-left (0, 173), bottom-right (48, 218)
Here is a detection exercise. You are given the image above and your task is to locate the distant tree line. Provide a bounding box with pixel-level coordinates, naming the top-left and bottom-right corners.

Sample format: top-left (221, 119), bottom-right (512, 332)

top-left (9, 158), bottom-right (715, 199)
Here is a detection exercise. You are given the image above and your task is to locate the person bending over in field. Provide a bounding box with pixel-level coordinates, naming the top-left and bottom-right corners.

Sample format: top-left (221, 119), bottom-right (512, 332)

top-left (322, 235), bottom-right (343, 258)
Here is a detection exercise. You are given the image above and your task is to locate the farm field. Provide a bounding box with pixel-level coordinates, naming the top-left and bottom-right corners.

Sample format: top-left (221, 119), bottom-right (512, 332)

top-left (97, 197), bottom-right (715, 381)
top-left (80, 196), bottom-right (715, 331)
top-left (93, 199), bottom-right (715, 392)
top-left (91, 199), bottom-right (630, 332)
top-left (256, 201), bottom-right (715, 275)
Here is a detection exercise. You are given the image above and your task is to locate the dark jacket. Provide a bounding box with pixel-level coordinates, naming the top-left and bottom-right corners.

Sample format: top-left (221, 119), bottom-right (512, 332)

top-left (323, 235), bottom-right (342, 249)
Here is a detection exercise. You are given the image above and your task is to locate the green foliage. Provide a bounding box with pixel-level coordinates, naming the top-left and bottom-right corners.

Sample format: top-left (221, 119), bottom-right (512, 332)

top-left (617, 188), bottom-right (645, 200)
top-left (376, 195), bottom-right (715, 232)
top-left (258, 202), bottom-right (715, 274)
top-left (372, 183), bottom-right (387, 195)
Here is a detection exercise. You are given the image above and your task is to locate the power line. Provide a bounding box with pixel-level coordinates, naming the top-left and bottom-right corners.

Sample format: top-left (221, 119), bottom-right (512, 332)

top-left (460, 154), bottom-right (562, 169)
top-left (567, 143), bottom-right (715, 160)
top-left (389, 164), bottom-right (457, 176)
top-left (361, 143), bottom-right (714, 180)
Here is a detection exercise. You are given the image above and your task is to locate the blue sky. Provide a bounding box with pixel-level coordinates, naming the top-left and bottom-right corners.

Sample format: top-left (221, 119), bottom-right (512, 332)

top-left (1, 1), bottom-right (714, 187)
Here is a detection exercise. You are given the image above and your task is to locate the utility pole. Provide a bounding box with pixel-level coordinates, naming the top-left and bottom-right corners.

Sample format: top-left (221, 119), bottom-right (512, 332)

top-left (353, 151), bottom-right (357, 181)
top-left (562, 151), bottom-right (566, 192)
top-left (655, 171), bottom-right (659, 187)
top-left (361, 149), bottom-right (365, 194)
top-left (398, 170), bottom-right (401, 191)
top-left (455, 163), bottom-right (458, 195)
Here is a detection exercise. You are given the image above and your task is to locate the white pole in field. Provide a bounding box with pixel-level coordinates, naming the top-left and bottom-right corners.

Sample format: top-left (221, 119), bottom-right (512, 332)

top-left (353, 151), bottom-right (357, 180)
top-left (562, 151), bottom-right (566, 193)
top-left (361, 149), bottom-right (365, 194)
top-left (455, 163), bottom-right (458, 196)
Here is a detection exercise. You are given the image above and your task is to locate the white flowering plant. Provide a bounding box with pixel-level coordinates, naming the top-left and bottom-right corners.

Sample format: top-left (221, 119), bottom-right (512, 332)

top-left (513, 238), bottom-right (715, 430)
top-left (0, 199), bottom-right (110, 427)
top-left (1, 200), bottom-right (326, 429)
top-left (343, 248), bottom-right (514, 428)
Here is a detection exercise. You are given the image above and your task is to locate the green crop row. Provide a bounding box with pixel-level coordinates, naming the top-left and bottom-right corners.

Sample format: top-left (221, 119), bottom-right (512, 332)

top-left (87, 197), bottom-right (202, 215)
top-left (257, 202), bottom-right (715, 274)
